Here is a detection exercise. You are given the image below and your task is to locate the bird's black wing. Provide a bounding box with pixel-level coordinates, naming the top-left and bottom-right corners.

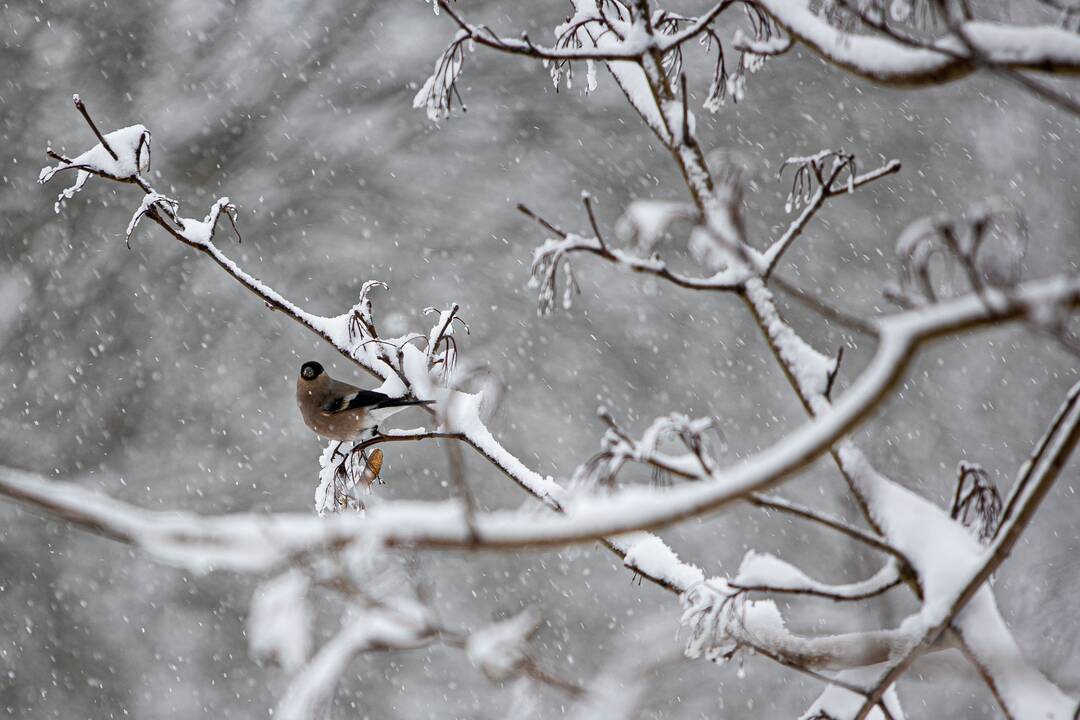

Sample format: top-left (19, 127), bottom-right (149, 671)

top-left (321, 389), bottom-right (391, 414)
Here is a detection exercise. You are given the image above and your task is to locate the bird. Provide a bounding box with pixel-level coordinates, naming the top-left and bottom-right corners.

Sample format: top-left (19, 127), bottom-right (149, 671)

top-left (296, 361), bottom-right (433, 441)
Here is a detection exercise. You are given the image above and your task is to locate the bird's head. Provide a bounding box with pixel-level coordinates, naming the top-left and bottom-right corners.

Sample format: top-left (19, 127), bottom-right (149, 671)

top-left (299, 361), bottom-right (324, 382)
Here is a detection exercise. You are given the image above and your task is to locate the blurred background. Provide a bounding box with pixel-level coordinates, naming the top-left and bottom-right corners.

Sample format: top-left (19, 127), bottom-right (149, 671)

top-left (1, 0), bottom-right (1078, 717)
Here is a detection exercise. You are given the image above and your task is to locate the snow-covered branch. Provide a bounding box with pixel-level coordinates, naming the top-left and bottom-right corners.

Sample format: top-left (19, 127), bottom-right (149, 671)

top-left (7, 276), bottom-right (1079, 558)
top-left (755, 0), bottom-right (1080, 85)
top-left (679, 580), bottom-right (940, 673)
top-left (34, 96), bottom-right (725, 616)
top-left (731, 551), bottom-right (902, 601)
top-left (850, 380), bottom-right (1080, 719)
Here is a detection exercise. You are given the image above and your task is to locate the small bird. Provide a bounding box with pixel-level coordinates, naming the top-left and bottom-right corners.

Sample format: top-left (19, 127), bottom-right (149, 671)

top-left (296, 361), bottom-right (433, 441)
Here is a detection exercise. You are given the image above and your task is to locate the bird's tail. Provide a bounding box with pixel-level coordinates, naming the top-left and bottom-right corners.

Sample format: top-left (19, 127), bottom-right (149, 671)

top-left (376, 398), bottom-right (435, 410)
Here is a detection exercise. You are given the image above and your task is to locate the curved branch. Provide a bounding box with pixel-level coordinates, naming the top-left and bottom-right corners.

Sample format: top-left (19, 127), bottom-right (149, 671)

top-left (6, 277), bottom-right (1078, 558)
top-left (731, 552), bottom-right (902, 601)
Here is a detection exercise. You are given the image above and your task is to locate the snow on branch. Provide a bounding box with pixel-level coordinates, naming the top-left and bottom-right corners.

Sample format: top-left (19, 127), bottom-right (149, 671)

top-left (678, 580), bottom-right (926, 673)
top-left (6, 277), bottom-right (1079, 558)
top-left (418, 0), bottom-right (780, 133)
top-left (843, 380), bottom-right (1080, 719)
top-left (731, 550), bottom-right (902, 601)
top-left (755, 0), bottom-right (1080, 85)
top-left (39, 96), bottom-right (151, 213)
top-left (32, 98), bottom-right (726, 620)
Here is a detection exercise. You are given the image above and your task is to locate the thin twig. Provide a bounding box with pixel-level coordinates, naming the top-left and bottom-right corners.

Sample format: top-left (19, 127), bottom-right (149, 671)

top-left (581, 192), bottom-right (607, 251)
top-left (73, 94), bottom-right (118, 161)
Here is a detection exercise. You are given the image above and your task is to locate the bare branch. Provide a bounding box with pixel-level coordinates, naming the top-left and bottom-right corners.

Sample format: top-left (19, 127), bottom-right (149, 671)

top-left (73, 94), bottom-right (118, 161)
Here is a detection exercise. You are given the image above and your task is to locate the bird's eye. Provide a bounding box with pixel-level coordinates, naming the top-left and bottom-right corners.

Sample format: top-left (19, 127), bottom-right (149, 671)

top-left (302, 368), bottom-right (314, 379)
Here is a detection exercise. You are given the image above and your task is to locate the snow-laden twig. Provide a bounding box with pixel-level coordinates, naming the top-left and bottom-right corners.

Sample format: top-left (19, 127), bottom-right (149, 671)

top-left (731, 550), bottom-right (902, 601)
top-left (39, 99), bottom-right (151, 212)
top-left (34, 97), bottom-right (715, 612)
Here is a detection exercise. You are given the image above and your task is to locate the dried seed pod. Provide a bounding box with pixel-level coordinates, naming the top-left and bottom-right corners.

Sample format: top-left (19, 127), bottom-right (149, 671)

top-left (360, 448), bottom-right (384, 488)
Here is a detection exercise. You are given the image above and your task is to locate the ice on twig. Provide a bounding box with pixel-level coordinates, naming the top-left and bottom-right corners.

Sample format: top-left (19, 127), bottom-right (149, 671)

top-left (413, 31), bottom-right (469, 122)
top-left (529, 235), bottom-right (596, 316)
top-left (679, 579), bottom-right (744, 661)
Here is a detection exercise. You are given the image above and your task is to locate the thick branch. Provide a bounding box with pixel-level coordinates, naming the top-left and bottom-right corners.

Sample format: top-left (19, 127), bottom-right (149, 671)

top-left (852, 379), bottom-right (1080, 719)
top-left (755, 0), bottom-right (1080, 85)
top-left (5, 276), bottom-right (1079, 558)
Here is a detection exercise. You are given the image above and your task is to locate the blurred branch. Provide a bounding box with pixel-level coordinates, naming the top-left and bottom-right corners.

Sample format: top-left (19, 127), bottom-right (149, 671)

top-left (770, 274), bottom-right (880, 337)
top-left (999, 380), bottom-right (1080, 534)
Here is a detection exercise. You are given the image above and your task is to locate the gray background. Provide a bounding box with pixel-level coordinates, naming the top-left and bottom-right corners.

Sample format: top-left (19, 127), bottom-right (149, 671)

top-left (1, 0), bottom-right (1078, 717)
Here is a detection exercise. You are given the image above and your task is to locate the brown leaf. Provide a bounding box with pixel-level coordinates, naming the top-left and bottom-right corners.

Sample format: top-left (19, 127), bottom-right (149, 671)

top-left (360, 448), bottom-right (384, 488)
